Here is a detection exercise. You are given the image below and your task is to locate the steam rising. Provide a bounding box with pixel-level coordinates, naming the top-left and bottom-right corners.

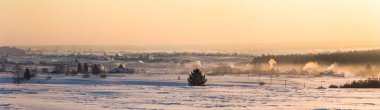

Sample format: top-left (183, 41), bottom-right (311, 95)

top-left (269, 59), bottom-right (277, 69)
top-left (174, 58), bottom-right (378, 77)
top-left (196, 60), bottom-right (202, 67)
top-left (326, 63), bottom-right (337, 71)
top-left (302, 62), bottom-right (320, 74)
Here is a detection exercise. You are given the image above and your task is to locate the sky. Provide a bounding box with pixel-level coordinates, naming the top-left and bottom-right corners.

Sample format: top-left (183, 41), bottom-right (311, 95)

top-left (1, 0), bottom-right (380, 49)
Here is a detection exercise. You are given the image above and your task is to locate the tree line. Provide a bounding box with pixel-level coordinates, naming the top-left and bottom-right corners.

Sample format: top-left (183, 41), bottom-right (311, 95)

top-left (252, 49), bottom-right (380, 64)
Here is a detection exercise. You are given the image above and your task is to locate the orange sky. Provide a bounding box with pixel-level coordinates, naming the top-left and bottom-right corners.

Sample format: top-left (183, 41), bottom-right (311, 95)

top-left (1, 0), bottom-right (380, 48)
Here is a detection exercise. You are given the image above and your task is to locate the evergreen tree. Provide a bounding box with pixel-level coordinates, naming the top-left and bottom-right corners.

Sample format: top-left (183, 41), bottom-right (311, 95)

top-left (77, 63), bottom-right (83, 73)
top-left (24, 68), bottom-right (31, 80)
top-left (83, 63), bottom-right (89, 73)
top-left (82, 63), bottom-right (90, 78)
top-left (187, 68), bottom-right (207, 86)
top-left (92, 64), bottom-right (101, 74)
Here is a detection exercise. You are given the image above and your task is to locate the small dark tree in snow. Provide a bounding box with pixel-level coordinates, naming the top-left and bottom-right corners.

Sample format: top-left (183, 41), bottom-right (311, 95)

top-left (92, 64), bottom-right (101, 74)
top-left (24, 68), bottom-right (31, 80)
top-left (83, 63), bottom-right (89, 73)
top-left (187, 68), bottom-right (207, 86)
top-left (77, 63), bottom-right (83, 73)
top-left (83, 63), bottom-right (90, 78)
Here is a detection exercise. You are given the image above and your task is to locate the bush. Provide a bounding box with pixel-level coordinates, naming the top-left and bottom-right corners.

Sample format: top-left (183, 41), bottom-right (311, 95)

top-left (259, 82), bottom-right (265, 86)
top-left (188, 68), bottom-right (207, 86)
top-left (341, 78), bottom-right (380, 88)
top-left (329, 85), bottom-right (339, 88)
top-left (100, 74), bottom-right (107, 78)
top-left (316, 86), bottom-right (326, 89)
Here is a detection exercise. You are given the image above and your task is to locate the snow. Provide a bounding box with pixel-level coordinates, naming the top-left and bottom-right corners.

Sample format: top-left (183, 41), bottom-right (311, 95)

top-left (0, 73), bottom-right (379, 110)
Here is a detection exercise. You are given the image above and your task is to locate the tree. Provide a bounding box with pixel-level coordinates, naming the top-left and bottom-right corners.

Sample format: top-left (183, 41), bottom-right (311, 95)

top-left (77, 63), bottom-right (83, 73)
top-left (83, 63), bottom-right (90, 78)
top-left (83, 63), bottom-right (89, 73)
top-left (24, 68), bottom-right (31, 80)
top-left (187, 68), bottom-right (207, 86)
top-left (92, 64), bottom-right (101, 74)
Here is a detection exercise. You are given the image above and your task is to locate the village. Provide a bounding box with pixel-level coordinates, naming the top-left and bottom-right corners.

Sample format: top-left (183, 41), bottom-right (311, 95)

top-left (2, 47), bottom-right (380, 109)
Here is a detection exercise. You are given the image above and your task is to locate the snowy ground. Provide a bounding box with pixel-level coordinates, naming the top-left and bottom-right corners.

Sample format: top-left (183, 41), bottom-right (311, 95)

top-left (0, 73), bottom-right (379, 110)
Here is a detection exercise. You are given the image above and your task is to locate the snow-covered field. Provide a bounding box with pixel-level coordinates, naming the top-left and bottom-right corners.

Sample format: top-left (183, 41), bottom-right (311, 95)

top-left (0, 73), bottom-right (379, 110)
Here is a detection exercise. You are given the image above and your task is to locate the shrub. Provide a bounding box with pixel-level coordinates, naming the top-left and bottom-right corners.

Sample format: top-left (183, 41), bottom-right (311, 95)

top-left (118, 64), bottom-right (124, 68)
top-left (341, 78), bottom-right (380, 88)
top-left (316, 86), bottom-right (326, 89)
top-left (259, 82), bottom-right (265, 86)
top-left (329, 85), bottom-right (339, 88)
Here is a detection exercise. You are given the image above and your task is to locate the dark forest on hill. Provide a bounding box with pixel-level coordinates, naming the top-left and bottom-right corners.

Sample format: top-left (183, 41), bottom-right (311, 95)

top-left (252, 49), bottom-right (380, 64)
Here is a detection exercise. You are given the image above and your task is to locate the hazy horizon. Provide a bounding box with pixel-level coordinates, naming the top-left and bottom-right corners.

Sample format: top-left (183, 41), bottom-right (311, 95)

top-left (3, 39), bottom-right (380, 55)
top-left (7, 43), bottom-right (380, 55)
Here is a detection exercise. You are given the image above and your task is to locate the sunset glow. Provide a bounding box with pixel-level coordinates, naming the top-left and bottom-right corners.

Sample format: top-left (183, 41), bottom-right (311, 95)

top-left (1, 0), bottom-right (380, 48)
